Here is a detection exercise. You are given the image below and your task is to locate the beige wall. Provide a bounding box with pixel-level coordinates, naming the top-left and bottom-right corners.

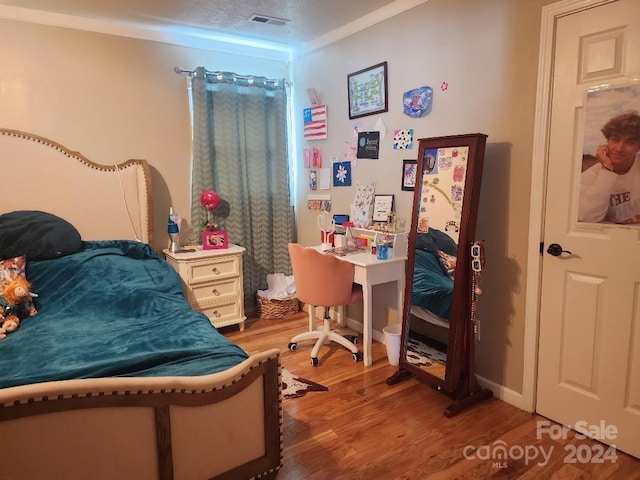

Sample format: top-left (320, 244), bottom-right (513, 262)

top-left (0, 18), bottom-right (289, 251)
top-left (1, 0), bottom-right (558, 398)
top-left (293, 0), bottom-right (555, 394)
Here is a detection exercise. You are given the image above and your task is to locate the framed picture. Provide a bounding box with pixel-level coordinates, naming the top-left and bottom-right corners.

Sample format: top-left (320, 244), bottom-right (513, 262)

top-left (202, 230), bottom-right (228, 250)
top-left (401, 159), bottom-right (417, 191)
top-left (373, 194), bottom-right (394, 222)
top-left (347, 61), bottom-right (388, 119)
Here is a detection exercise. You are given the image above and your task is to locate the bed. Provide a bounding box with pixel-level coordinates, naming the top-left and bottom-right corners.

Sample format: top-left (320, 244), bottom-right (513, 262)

top-left (0, 129), bottom-right (282, 480)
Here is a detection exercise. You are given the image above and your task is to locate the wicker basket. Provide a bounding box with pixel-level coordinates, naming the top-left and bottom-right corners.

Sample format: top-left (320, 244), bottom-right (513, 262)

top-left (256, 294), bottom-right (299, 319)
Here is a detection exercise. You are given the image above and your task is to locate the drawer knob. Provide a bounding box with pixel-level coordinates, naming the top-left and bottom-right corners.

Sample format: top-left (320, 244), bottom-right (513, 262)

top-left (212, 267), bottom-right (220, 274)
top-left (213, 310), bottom-right (221, 318)
top-left (212, 288), bottom-right (220, 296)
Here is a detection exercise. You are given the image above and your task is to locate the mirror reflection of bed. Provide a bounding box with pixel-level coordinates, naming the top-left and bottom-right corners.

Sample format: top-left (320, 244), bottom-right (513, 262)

top-left (406, 227), bottom-right (458, 379)
top-left (406, 145), bottom-right (467, 381)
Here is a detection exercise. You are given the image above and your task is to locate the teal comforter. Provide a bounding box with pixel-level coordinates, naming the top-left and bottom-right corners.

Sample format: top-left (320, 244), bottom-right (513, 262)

top-left (0, 241), bottom-right (248, 389)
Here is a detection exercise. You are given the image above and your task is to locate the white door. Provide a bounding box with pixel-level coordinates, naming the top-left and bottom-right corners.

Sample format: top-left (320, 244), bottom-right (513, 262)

top-left (537, 0), bottom-right (640, 459)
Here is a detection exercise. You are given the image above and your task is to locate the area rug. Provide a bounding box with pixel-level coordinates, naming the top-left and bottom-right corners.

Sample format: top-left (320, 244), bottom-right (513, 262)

top-left (282, 368), bottom-right (328, 399)
top-left (406, 337), bottom-right (448, 367)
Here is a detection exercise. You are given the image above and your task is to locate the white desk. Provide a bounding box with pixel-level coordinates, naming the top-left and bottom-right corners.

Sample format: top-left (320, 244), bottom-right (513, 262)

top-left (313, 247), bottom-right (407, 366)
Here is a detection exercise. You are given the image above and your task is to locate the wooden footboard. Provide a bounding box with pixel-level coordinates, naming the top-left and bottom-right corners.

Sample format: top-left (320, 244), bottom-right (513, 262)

top-left (0, 348), bottom-right (282, 480)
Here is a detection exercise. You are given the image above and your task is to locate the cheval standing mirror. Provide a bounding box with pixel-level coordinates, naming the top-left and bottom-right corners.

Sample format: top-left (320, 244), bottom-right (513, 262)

top-left (387, 133), bottom-right (493, 416)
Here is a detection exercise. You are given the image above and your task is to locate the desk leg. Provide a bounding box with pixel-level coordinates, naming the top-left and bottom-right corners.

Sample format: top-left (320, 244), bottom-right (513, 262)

top-left (397, 276), bottom-right (405, 326)
top-left (362, 283), bottom-right (373, 367)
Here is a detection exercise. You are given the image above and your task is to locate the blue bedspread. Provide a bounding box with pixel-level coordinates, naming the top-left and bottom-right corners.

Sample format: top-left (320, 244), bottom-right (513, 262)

top-left (0, 240), bottom-right (248, 389)
top-left (411, 249), bottom-right (454, 320)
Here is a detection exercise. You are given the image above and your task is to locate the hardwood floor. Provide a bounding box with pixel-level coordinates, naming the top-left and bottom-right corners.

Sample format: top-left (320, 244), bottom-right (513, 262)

top-left (223, 313), bottom-right (640, 479)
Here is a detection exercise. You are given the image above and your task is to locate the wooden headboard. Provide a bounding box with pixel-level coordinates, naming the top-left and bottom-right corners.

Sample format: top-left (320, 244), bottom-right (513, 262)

top-left (0, 129), bottom-right (153, 245)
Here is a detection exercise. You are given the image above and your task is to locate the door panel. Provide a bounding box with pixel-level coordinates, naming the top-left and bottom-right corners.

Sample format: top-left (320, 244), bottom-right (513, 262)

top-left (560, 272), bottom-right (602, 393)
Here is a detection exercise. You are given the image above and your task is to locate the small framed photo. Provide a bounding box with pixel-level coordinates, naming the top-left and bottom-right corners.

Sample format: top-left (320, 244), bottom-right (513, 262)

top-left (373, 194), bottom-right (394, 222)
top-left (401, 159), bottom-right (417, 191)
top-left (348, 62), bottom-right (388, 119)
top-left (202, 230), bottom-right (228, 249)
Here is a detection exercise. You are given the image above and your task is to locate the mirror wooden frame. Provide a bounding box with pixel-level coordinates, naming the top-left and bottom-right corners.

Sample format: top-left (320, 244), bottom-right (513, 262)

top-left (387, 133), bottom-right (493, 416)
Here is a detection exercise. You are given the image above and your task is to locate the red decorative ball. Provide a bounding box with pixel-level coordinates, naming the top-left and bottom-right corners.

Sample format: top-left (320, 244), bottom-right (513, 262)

top-left (200, 189), bottom-right (220, 210)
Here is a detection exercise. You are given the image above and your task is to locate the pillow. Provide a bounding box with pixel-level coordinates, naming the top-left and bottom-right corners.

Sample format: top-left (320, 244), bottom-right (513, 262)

top-left (0, 210), bottom-right (82, 261)
top-left (415, 228), bottom-right (458, 256)
top-left (0, 255), bottom-right (37, 317)
top-left (436, 249), bottom-right (457, 280)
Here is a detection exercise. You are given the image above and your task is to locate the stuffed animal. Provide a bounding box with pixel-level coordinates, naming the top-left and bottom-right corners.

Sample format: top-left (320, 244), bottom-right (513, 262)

top-left (0, 277), bottom-right (37, 339)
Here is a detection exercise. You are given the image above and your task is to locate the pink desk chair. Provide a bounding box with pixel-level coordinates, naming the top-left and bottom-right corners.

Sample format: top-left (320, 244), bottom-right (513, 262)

top-left (287, 243), bottom-right (363, 366)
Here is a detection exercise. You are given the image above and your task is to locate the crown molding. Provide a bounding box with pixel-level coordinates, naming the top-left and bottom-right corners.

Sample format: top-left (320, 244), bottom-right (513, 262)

top-left (303, 0), bottom-right (431, 54)
top-left (0, 5), bottom-right (293, 63)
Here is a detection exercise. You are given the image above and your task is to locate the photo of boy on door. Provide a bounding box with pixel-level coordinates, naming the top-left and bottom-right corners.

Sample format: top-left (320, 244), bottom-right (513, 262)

top-left (579, 83), bottom-right (640, 224)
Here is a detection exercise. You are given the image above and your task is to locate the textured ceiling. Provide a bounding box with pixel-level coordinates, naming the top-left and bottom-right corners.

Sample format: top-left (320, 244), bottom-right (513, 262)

top-left (0, 0), bottom-right (418, 47)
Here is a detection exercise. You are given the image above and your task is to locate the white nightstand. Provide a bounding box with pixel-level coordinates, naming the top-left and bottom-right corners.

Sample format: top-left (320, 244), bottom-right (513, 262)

top-left (164, 245), bottom-right (246, 330)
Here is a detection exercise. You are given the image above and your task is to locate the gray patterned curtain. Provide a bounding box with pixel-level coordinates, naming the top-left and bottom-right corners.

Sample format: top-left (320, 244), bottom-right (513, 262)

top-left (190, 67), bottom-right (295, 314)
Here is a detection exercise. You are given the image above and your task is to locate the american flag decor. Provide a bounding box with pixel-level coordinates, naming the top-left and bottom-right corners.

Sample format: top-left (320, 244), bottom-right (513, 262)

top-left (303, 104), bottom-right (328, 140)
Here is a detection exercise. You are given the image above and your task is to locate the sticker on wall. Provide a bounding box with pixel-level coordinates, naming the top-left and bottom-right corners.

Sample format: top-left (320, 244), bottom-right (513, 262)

top-left (441, 81), bottom-right (449, 92)
top-left (303, 104), bottom-right (328, 140)
top-left (303, 148), bottom-right (311, 168)
top-left (352, 120), bottom-right (364, 138)
top-left (357, 132), bottom-right (380, 159)
top-left (344, 141), bottom-right (357, 164)
top-left (333, 161), bottom-right (352, 186)
top-left (312, 146), bottom-right (322, 168)
top-left (307, 194), bottom-right (331, 212)
top-left (319, 168), bottom-right (331, 190)
top-left (402, 86), bottom-right (433, 118)
top-left (375, 118), bottom-right (387, 140)
top-left (306, 199), bottom-right (331, 211)
top-left (393, 129), bottom-right (414, 149)
top-left (309, 170), bottom-right (318, 191)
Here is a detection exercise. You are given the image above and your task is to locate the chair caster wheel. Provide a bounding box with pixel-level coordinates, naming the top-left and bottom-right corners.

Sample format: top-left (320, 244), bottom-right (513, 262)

top-left (311, 357), bottom-right (319, 367)
top-left (288, 342), bottom-right (297, 351)
top-left (350, 336), bottom-right (358, 344)
top-left (352, 352), bottom-right (362, 362)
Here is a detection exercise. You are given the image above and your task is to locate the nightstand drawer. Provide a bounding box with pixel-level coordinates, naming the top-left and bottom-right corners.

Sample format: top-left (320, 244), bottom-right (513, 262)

top-left (190, 277), bottom-right (240, 304)
top-left (189, 256), bottom-right (240, 284)
top-left (199, 301), bottom-right (242, 326)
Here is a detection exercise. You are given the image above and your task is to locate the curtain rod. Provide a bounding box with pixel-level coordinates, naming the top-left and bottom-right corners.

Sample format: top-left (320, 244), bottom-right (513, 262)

top-left (174, 67), bottom-right (291, 86)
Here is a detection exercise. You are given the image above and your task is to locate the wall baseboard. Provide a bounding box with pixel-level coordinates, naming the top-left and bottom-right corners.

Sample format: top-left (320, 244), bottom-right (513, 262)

top-left (476, 375), bottom-right (529, 413)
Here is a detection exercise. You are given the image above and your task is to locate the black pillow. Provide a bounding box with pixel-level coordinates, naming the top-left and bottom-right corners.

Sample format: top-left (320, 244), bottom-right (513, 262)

top-left (0, 210), bottom-right (82, 260)
top-left (415, 228), bottom-right (458, 256)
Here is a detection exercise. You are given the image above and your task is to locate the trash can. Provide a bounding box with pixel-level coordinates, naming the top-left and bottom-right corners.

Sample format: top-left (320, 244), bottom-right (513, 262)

top-left (382, 323), bottom-right (403, 366)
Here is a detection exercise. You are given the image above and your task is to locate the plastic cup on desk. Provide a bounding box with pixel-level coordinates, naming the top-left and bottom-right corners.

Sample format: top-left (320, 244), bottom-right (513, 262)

top-left (376, 243), bottom-right (388, 260)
